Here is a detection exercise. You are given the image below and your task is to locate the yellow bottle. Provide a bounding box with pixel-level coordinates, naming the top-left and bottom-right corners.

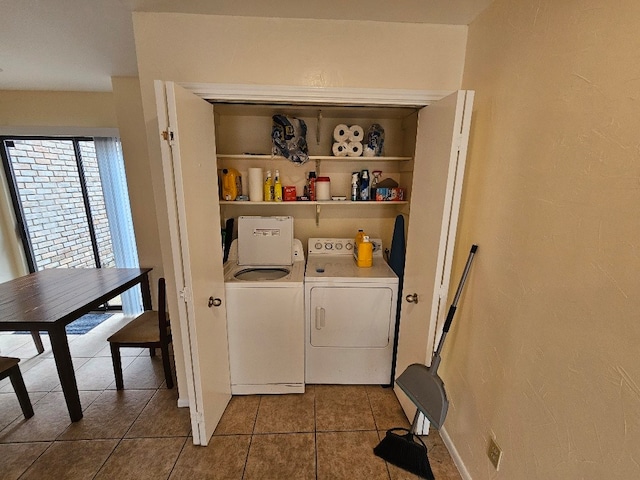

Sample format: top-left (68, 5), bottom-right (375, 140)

top-left (274, 169), bottom-right (283, 202)
top-left (354, 229), bottom-right (367, 261)
top-left (357, 236), bottom-right (373, 268)
top-left (264, 170), bottom-right (273, 202)
top-left (221, 167), bottom-right (241, 201)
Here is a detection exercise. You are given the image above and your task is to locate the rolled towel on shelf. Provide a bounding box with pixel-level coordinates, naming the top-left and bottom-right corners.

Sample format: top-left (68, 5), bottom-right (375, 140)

top-left (248, 167), bottom-right (264, 202)
top-left (332, 142), bottom-right (349, 157)
top-left (348, 125), bottom-right (364, 143)
top-left (333, 124), bottom-right (350, 142)
top-left (347, 141), bottom-right (363, 157)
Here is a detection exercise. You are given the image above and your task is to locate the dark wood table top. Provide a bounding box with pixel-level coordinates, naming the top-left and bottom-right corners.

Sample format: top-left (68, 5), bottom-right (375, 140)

top-left (0, 268), bottom-right (152, 330)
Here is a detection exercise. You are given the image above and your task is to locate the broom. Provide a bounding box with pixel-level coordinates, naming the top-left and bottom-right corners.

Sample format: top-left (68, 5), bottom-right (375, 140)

top-left (373, 410), bottom-right (434, 479)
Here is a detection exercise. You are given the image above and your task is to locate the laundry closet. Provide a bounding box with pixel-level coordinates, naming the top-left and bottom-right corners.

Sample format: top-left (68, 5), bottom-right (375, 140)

top-left (154, 82), bottom-right (473, 445)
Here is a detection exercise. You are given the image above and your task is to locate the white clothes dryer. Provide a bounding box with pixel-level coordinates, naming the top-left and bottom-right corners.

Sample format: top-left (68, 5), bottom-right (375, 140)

top-left (304, 238), bottom-right (398, 385)
top-left (224, 216), bottom-right (305, 394)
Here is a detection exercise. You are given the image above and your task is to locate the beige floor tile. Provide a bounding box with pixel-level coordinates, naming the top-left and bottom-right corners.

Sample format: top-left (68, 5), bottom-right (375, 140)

top-left (214, 395), bottom-right (260, 435)
top-left (244, 433), bottom-right (315, 480)
top-left (254, 387), bottom-right (315, 433)
top-left (59, 389), bottom-right (155, 440)
top-left (126, 388), bottom-right (190, 438)
top-left (19, 439), bottom-right (117, 480)
top-left (317, 430), bottom-right (389, 480)
top-left (0, 442), bottom-right (50, 480)
top-left (0, 334), bottom-right (51, 359)
top-left (425, 443), bottom-right (462, 479)
top-left (105, 354), bottom-right (168, 390)
top-left (315, 385), bottom-right (377, 431)
top-left (51, 356), bottom-right (134, 391)
top-left (0, 357), bottom-right (90, 394)
top-left (0, 391), bottom-right (46, 432)
top-left (0, 390), bottom-right (100, 443)
top-left (169, 434), bottom-right (251, 479)
top-left (367, 385), bottom-right (412, 431)
top-left (94, 437), bottom-right (185, 480)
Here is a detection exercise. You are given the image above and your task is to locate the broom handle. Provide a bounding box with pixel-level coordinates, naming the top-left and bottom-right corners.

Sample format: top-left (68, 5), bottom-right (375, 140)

top-left (433, 244), bottom-right (478, 364)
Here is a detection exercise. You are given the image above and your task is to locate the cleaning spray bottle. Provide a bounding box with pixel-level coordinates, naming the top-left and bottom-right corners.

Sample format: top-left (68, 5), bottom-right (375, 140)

top-left (264, 170), bottom-right (274, 202)
top-left (274, 169), bottom-right (283, 202)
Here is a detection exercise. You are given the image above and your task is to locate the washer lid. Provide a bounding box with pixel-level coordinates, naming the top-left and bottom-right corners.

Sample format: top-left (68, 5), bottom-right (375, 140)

top-left (238, 216), bottom-right (294, 266)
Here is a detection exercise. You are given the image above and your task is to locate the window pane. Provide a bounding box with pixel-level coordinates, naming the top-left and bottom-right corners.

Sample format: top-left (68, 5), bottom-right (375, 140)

top-left (7, 139), bottom-right (96, 269)
top-left (79, 140), bottom-right (115, 268)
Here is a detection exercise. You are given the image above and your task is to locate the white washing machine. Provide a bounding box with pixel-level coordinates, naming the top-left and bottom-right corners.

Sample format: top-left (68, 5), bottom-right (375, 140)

top-left (305, 237), bottom-right (399, 385)
top-left (224, 216), bottom-right (305, 394)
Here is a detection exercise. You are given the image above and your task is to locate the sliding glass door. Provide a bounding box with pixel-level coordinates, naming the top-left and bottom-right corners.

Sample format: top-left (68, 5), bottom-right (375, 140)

top-left (0, 136), bottom-right (141, 313)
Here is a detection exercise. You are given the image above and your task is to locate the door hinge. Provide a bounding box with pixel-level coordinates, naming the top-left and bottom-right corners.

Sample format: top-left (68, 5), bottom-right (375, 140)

top-left (191, 410), bottom-right (204, 423)
top-left (162, 130), bottom-right (175, 145)
top-left (455, 133), bottom-right (463, 151)
top-left (179, 286), bottom-right (192, 304)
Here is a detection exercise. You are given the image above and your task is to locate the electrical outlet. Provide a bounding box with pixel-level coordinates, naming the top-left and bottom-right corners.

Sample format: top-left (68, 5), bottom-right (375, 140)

top-left (487, 437), bottom-right (502, 470)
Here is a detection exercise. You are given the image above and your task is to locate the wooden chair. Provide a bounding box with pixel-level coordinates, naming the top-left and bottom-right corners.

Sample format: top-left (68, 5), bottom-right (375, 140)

top-left (107, 277), bottom-right (173, 390)
top-left (0, 356), bottom-right (34, 419)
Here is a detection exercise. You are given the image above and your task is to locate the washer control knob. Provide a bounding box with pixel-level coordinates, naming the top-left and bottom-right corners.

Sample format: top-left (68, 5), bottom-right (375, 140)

top-left (335, 243), bottom-right (343, 250)
top-left (345, 243), bottom-right (353, 250)
top-left (324, 242), bottom-right (333, 250)
top-left (314, 242), bottom-right (323, 250)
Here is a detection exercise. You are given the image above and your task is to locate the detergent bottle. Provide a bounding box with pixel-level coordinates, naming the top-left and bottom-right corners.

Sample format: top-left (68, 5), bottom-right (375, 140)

top-left (354, 229), bottom-right (367, 260)
top-left (357, 236), bottom-right (373, 268)
top-left (221, 168), bottom-right (242, 201)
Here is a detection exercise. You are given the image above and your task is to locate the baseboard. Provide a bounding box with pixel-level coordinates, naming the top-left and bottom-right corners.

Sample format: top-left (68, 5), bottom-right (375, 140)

top-left (439, 426), bottom-right (472, 480)
top-left (177, 397), bottom-right (190, 408)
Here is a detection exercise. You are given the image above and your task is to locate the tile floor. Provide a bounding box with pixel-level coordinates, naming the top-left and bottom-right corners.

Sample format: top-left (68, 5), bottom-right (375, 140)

top-left (0, 314), bottom-right (461, 479)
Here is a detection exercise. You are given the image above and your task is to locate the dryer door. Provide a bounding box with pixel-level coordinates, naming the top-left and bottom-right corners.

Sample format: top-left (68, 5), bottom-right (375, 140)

top-left (309, 286), bottom-right (393, 348)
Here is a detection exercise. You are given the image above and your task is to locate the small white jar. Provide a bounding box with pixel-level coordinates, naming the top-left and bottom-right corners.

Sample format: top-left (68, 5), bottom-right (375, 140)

top-left (315, 177), bottom-right (331, 201)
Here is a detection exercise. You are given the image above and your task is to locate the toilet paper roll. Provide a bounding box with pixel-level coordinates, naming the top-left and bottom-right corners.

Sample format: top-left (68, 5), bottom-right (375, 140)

top-left (349, 125), bottom-right (364, 142)
top-left (248, 167), bottom-right (264, 202)
top-left (333, 124), bottom-right (350, 142)
top-left (332, 142), bottom-right (349, 157)
top-left (347, 141), bottom-right (363, 157)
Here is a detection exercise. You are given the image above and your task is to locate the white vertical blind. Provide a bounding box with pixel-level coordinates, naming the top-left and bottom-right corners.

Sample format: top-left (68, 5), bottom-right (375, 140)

top-left (93, 137), bottom-right (142, 314)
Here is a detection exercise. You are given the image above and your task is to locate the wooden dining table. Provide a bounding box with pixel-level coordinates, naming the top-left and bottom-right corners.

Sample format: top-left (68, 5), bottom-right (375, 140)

top-left (0, 267), bottom-right (152, 422)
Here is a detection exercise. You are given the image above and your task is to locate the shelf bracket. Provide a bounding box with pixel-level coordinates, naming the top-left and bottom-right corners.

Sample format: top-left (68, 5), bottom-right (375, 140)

top-left (315, 158), bottom-right (321, 176)
top-left (315, 204), bottom-right (321, 226)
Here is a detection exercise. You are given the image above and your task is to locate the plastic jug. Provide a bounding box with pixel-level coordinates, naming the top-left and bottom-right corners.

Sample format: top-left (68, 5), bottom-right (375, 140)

top-left (357, 236), bottom-right (373, 268)
top-left (221, 168), bottom-right (242, 201)
top-left (354, 229), bottom-right (367, 261)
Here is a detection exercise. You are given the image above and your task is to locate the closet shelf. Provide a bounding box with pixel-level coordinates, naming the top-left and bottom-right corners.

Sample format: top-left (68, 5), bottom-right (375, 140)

top-left (216, 154), bottom-right (412, 161)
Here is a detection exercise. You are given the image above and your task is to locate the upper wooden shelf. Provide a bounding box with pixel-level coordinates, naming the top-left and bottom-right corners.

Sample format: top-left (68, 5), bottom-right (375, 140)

top-left (216, 154), bottom-right (412, 161)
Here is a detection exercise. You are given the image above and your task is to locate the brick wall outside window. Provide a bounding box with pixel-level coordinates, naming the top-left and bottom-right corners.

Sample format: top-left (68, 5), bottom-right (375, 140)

top-left (9, 139), bottom-right (115, 269)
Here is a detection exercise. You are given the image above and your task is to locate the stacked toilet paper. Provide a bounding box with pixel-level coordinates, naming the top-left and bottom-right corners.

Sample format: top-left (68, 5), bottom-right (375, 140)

top-left (333, 124), bottom-right (364, 157)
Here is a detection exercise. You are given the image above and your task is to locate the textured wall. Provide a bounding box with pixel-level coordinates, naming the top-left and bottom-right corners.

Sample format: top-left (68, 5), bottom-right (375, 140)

top-left (447, 0), bottom-right (640, 478)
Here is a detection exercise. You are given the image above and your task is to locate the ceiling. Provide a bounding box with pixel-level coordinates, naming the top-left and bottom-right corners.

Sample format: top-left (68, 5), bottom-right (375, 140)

top-left (0, 0), bottom-right (493, 92)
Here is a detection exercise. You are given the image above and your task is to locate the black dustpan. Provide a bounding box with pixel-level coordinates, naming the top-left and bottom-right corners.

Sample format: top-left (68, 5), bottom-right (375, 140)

top-left (374, 412), bottom-right (435, 479)
top-left (396, 244), bottom-right (478, 430)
